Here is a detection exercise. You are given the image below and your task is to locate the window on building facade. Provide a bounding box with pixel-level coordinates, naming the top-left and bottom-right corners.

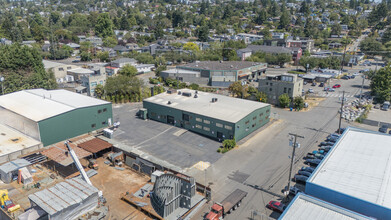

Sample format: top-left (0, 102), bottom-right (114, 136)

top-left (252, 123), bottom-right (256, 128)
top-left (91, 82), bottom-right (97, 87)
top-left (253, 116), bottom-right (257, 120)
top-left (245, 120), bottom-right (249, 124)
top-left (195, 124), bottom-right (202, 129)
top-left (182, 114), bottom-right (190, 121)
top-left (204, 119), bottom-right (210, 124)
top-left (98, 109), bottom-right (102, 114)
top-left (266, 82), bottom-right (268, 85)
top-left (216, 123), bottom-right (223, 128)
top-left (270, 83), bottom-right (273, 86)
top-left (260, 113), bottom-right (264, 117)
top-left (103, 108), bottom-right (107, 112)
top-left (203, 126), bottom-right (210, 131)
top-left (284, 87), bottom-right (287, 93)
top-left (67, 67), bottom-right (72, 70)
top-left (91, 124), bottom-right (96, 128)
top-left (224, 125), bottom-right (232, 130)
top-left (196, 117), bottom-right (202, 122)
top-left (59, 68), bottom-right (64, 71)
top-left (266, 109), bottom-right (270, 113)
top-left (269, 88), bottom-right (272, 91)
top-left (102, 121), bottom-right (106, 125)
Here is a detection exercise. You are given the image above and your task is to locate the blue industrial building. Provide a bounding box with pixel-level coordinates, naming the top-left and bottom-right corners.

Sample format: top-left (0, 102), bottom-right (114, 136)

top-left (305, 127), bottom-right (391, 220)
top-left (279, 193), bottom-right (372, 220)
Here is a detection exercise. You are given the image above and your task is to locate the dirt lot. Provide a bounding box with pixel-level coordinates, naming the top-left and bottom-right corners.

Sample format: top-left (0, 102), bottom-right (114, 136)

top-left (89, 157), bottom-right (152, 220)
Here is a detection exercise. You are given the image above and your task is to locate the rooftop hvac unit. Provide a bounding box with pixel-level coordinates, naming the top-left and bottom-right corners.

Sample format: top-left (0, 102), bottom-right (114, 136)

top-left (178, 91), bottom-right (182, 95)
top-left (194, 94), bottom-right (198, 98)
top-left (211, 98), bottom-right (218, 103)
top-left (182, 92), bottom-right (192, 97)
top-left (167, 101), bottom-right (172, 104)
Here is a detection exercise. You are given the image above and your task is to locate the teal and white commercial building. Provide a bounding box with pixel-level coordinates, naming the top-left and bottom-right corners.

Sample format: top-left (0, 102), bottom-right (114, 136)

top-left (0, 89), bottom-right (112, 146)
top-left (142, 89), bottom-right (271, 141)
top-left (294, 127), bottom-right (391, 220)
top-left (174, 61), bottom-right (267, 87)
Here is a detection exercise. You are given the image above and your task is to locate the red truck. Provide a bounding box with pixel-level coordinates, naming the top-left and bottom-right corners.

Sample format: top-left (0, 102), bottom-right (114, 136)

top-left (205, 189), bottom-right (248, 220)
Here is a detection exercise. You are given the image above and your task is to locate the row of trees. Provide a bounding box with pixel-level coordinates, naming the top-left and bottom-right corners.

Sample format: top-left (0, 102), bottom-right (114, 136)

top-left (0, 44), bottom-right (57, 94)
top-left (279, 94), bottom-right (305, 110)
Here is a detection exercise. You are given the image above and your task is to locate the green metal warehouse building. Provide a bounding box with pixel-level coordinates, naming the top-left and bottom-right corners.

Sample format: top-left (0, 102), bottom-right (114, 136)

top-left (0, 89), bottom-right (113, 146)
top-left (142, 89), bottom-right (271, 141)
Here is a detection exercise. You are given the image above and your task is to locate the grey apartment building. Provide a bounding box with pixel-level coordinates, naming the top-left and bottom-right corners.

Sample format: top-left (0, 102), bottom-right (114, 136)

top-left (259, 74), bottom-right (303, 105)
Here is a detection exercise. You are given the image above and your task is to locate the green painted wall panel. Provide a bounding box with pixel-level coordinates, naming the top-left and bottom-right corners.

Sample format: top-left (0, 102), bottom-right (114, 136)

top-left (38, 103), bottom-right (113, 146)
top-left (234, 105), bottom-right (271, 141)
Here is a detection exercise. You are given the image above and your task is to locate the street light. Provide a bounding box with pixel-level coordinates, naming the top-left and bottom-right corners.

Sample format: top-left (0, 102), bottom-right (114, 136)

top-left (0, 76), bottom-right (4, 95)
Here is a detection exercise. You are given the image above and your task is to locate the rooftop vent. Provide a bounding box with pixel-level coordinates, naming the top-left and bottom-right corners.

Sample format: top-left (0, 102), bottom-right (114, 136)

top-left (182, 92), bottom-right (192, 97)
top-left (194, 94), bottom-right (198, 98)
top-left (211, 98), bottom-right (218, 103)
top-left (167, 101), bottom-right (172, 105)
top-left (167, 89), bottom-right (177, 94)
top-left (178, 91), bottom-right (182, 95)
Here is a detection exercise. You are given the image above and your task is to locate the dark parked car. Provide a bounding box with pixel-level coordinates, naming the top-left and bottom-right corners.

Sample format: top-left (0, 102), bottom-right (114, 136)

top-left (327, 136), bottom-right (339, 142)
top-left (304, 159), bottom-right (322, 166)
top-left (301, 166), bottom-right (315, 173)
top-left (298, 170), bottom-right (312, 177)
top-left (319, 82), bottom-right (324, 87)
top-left (267, 201), bottom-right (286, 213)
top-left (289, 186), bottom-right (301, 196)
top-left (320, 146), bottom-right (332, 152)
top-left (304, 154), bottom-right (316, 160)
top-left (311, 82), bottom-right (317, 86)
top-left (293, 175), bottom-right (309, 184)
top-left (350, 75), bottom-right (356, 79)
top-left (379, 125), bottom-right (388, 133)
top-left (341, 75), bottom-right (350, 80)
top-left (328, 133), bottom-right (340, 139)
top-left (319, 141), bottom-right (334, 146)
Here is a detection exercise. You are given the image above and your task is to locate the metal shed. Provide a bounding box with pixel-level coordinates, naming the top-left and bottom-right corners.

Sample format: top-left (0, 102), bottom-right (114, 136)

top-left (0, 159), bottom-right (31, 183)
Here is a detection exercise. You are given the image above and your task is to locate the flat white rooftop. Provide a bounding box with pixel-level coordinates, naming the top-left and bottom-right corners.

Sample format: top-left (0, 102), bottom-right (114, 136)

top-left (280, 193), bottom-right (372, 220)
top-left (308, 127), bottom-right (391, 210)
top-left (0, 89), bottom-right (110, 122)
top-left (0, 124), bottom-right (41, 158)
top-left (144, 89), bottom-right (270, 123)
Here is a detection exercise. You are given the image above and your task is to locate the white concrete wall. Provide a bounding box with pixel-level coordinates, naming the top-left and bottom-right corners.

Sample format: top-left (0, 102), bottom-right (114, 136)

top-left (0, 107), bottom-right (40, 141)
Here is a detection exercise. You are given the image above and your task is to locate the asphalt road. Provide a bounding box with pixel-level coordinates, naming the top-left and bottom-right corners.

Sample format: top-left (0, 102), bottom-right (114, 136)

top-left (189, 67), bottom-right (378, 220)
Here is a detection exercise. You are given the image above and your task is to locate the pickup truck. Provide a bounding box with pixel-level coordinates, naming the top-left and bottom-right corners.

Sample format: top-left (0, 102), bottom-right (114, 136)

top-left (205, 189), bottom-right (248, 220)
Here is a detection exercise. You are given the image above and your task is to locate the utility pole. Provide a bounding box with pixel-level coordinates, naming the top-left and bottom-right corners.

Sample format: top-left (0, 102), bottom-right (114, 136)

top-left (286, 133), bottom-right (304, 196)
top-left (338, 91), bottom-right (346, 134)
top-left (340, 39), bottom-right (348, 73)
top-left (359, 76), bottom-right (365, 102)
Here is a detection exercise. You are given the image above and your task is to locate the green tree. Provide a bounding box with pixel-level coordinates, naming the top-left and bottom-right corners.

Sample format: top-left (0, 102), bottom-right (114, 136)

top-left (331, 23), bottom-right (342, 36)
top-left (259, 92), bottom-right (268, 103)
top-left (278, 93), bottom-right (291, 108)
top-left (255, 9), bottom-right (267, 25)
top-left (222, 138), bottom-right (236, 149)
top-left (183, 42), bottom-right (200, 52)
top-left (279, 11), bottom-right (290, 29)
top-left (262, 27), bottom-right (272, 40)
top-left (103, 36), bottom-right (118, 47)
top-left (95, 84), bottom-right (105, 98)
top-left (95, 13), bottom-right (114, 38)
top-left (197, 25), bottom-right (209, 42)
top-left (120, 15), bottom-right (130, 30)
top-left (370, 66), bottom-right (391, 102)
top-left (360, 37), bottom-right (383, 56)
top-left (119, 64), bottom-right (138, 77)
top-left (80, 51), bottom-right (92, 61)
top-left (382, 28), bottom-right (391, 44)
top-left (228, 81), bottom-right (247, 97)
top-left (97, 51), bottom-right (110, 62)
top-left (293, 96), bottom-right (305, 110)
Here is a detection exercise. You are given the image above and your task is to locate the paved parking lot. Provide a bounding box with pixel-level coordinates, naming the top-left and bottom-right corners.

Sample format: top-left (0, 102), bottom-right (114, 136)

top-left (112, 103), bottom-right (222, 169)
top-left (367, 107), bottom-right (391, 124)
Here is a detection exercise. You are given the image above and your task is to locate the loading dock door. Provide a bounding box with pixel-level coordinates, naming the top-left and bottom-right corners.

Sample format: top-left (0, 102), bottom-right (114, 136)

top-left (167, 115), bottom-right (175, 125)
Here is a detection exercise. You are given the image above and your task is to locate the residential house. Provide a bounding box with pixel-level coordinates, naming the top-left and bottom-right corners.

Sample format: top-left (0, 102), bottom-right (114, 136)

top-left (237, 45), bottom-right (293, 62)
top-left (272, 32), bottom-right (285, 39)
top-left (42, 60), bottom-right (79, 83)
top-left (236, 33), bottom-right (263, 44)
top-left (258, 73), bottom-right (303, 105)
top-left (263, 39), bottom-right (287, 47)
top-left (288, 47), bottom-right (302, 65)
top-left (113, 45), bottom-right (130, 55)
top-left (135, 64), bottom-right (155, 73)
top-left (111, 58), bottom-right (137, 68)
